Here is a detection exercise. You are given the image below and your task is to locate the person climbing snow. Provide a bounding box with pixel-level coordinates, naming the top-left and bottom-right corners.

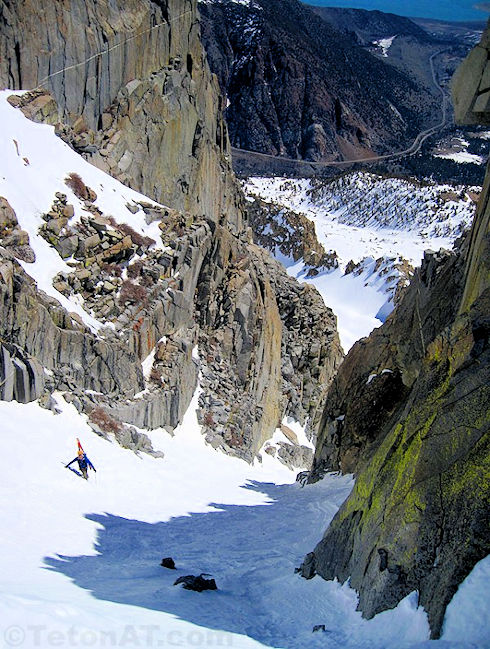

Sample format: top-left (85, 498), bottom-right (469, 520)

top-left (65, 439), bottom-right (96, 480)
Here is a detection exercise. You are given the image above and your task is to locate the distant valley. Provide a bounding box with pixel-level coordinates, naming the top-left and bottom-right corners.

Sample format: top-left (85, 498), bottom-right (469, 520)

top-left (199, 0), bottom-right (487, 182)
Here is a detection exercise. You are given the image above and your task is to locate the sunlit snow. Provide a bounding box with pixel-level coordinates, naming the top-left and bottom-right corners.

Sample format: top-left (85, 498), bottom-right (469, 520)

top-left (0, 90), bottom-right (164, 333)
top-left (0, 88), bottom-right (488, 649)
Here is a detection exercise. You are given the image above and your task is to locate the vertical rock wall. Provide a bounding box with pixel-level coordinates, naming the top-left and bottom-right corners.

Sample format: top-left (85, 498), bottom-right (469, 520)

top-left (0, 0), bottom-right (242, 223)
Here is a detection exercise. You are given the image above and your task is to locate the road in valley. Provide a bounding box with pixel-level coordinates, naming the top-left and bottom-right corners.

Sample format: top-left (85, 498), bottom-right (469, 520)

top-left (231, 50), bottom-right (450, 170)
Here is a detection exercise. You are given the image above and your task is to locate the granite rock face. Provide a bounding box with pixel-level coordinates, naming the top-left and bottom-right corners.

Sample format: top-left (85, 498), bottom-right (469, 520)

top-left (0, 197), bottom-right (35, 263)
top-left (304, 30), bottom-right (490, 638)
top-left (452, 21), bottom-right (490, 126)
top-left (0, 338), bottom-right (44, 404)
top-left (246, 196), bottom-right (338, 276)
top-left (0, 0), bottom-right (242, 223)
top-left (0, 189), bottom-right (342, 460)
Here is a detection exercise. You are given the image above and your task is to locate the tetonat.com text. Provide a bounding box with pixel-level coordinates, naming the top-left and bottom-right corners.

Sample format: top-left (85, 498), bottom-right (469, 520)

top-left (3, 624), bottom-right (233, 647)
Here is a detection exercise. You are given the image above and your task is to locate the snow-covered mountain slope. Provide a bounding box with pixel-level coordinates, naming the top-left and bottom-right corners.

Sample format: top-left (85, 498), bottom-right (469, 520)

top-left (0, 90), bottom-right (344, 462)
top-left (244, 174), bottom-right (477, 350)
top-left (245, 175), bottom-right (476, 267)
top-left (1, 392), bottom-right (489, 649)
top-left (0, 90), bottom-right (164, 334)
top-left (0, 87), bottom-right (487, 649)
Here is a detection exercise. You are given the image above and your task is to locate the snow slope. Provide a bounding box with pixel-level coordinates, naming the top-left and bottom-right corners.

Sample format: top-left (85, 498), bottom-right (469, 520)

top-left (244, 175), bottom-right (476, 350)
top-left (373, 35), bottom-right (396, 57)
top-left (244, 175), bottom-right (475, 266)
top-left (1, 392), bottom-right (488, 649)
top-left (286, 258), bottom-right (400, 352)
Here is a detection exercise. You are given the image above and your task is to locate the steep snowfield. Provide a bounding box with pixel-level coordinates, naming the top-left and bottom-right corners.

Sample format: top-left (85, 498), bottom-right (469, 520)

top-left (435, 150), bottom-right (485, 164)
top-left (1, 394), bottom-right (488, 649)
top-left (244, 175), bottom-right (476, 350)
top-left (286, 258), bottom-right (400, 352)
top-left (433, 136), bottom-right (487, 165)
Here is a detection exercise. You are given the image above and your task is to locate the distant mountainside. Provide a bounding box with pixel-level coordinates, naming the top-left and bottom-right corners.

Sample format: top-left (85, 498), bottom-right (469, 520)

top-left (198, 0), bottom-right (439, 162)
top-left (306, 5), bottom-right (432, 45)
top-left (310, 5), bottom-right (481, 103)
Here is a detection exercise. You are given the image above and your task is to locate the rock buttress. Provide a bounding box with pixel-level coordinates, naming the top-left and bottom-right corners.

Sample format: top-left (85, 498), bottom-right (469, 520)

top-left (0, 0), bottom-right (242, 225)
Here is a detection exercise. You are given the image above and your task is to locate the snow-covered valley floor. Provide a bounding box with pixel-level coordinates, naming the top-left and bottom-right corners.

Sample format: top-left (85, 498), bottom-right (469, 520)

top-left (1, 393), bottom-right (489, 649)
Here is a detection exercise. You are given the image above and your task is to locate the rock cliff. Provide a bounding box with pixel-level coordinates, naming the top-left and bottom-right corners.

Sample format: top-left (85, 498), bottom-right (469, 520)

top-left (302, 30), bottom-right (490, 637)
top-left (0, 0), bottom-right (343, 463)
top-left (0, 0), bottom-right (241, 223)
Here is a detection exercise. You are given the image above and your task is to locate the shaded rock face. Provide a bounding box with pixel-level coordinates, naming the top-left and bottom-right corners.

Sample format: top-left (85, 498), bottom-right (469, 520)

top-left (0, 339), bottom-right (44, 404)
top-left (246, 196), bottom-right (338, 276)
top-left (0, 197), bottom-right (35, 263)
top-left (0, 0), bottom-right (242, 224)
top-left (305, 30), bottom-right (490, 639)
top-left (199, 0), bottom-right (438, 162)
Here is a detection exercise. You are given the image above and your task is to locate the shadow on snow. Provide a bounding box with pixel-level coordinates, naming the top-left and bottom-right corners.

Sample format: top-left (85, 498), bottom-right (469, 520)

top-left (45, 480), bottom-right (352, 648)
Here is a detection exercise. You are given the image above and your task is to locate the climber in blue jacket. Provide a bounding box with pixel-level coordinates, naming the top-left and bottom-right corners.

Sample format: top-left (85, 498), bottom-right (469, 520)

top-left (65, 446), bottom-right (96, 480)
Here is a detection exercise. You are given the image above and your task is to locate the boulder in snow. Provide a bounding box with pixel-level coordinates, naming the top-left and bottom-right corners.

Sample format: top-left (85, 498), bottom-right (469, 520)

top-left (173, 574), bottom-right (217, 591)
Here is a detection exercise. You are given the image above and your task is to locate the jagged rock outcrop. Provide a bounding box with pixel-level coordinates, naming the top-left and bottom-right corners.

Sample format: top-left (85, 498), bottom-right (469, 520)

top-left (0, 197), bottom-right (35, 262)
top-left (451, 22), bottom-right (490, 126)
top-left (0, 248), bottom-right (144, 396)
top-left (0, 185), bottom-right (342, 460)
top-left (0, 0), bottom-right (242, 224)
top-left (199, 0), bottom-right (438, 162)
top-left (196, 237), bottom-right (342, 457)
top-left (246, 196), bottom-right (338, 275)
top-left (303, 32), bottom-right (490, 638)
